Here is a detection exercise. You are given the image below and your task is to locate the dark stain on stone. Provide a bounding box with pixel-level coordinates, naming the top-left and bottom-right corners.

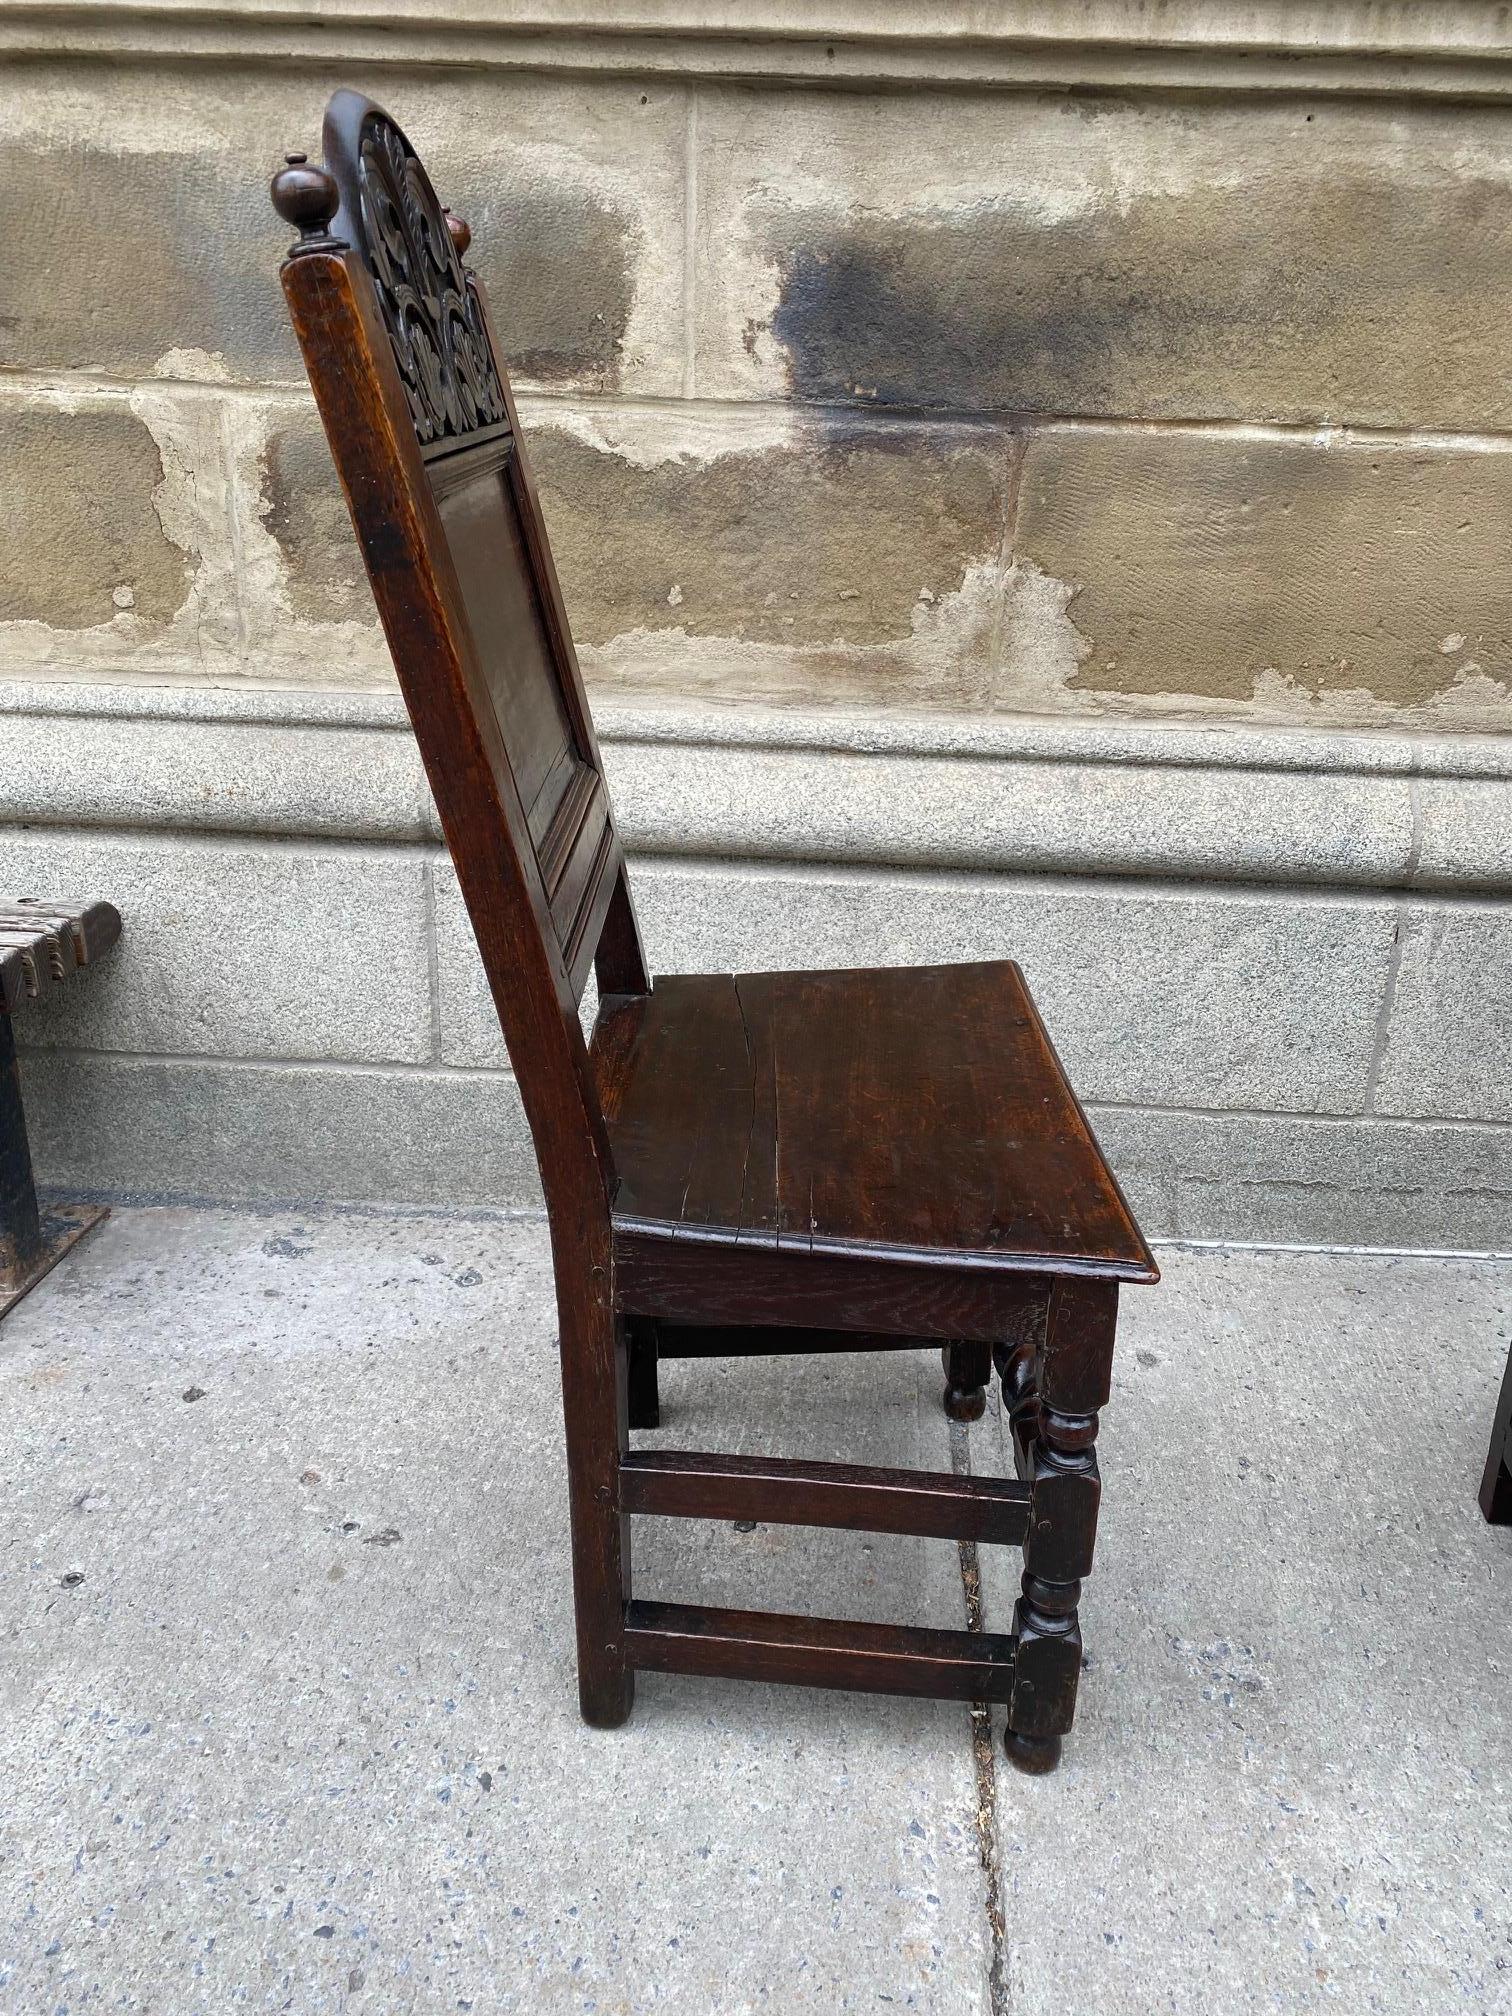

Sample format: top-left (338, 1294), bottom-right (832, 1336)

top-left (0, 140), bottom-right (298, 377)
top-left (261, 1233), bottom-right (312, 1259)
top-left (182, 1386), bottom-right (206, 1402)
top-left (361, 1528), bottom-right (402, 1547)
top-left (458, 181), bottom-right (637, 390)
top-left (759, 163), bottom-right (1512, 430)
top-left (478, 1770), bottom-right (493, 1791)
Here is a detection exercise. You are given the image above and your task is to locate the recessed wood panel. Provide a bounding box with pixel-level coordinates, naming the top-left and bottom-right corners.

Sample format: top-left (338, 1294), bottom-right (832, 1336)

top-left (430, 435), bottom-right (583, 850)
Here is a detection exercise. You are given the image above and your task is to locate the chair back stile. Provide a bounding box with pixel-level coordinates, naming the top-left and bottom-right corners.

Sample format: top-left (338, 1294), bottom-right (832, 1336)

top-left (272, 92), bottom-right (646, 1246)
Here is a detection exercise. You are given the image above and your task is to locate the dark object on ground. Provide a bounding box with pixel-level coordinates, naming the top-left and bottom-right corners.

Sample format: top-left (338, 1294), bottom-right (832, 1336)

top-left (1481, 1346), bottom-right (1512, 1524)
top-left (0, 898), bottom-right (121, 1317)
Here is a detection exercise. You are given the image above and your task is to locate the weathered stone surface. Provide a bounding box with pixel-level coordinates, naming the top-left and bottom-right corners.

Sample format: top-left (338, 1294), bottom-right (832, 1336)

top-left (1374, 905), bottom-right (1512, 1124)
top-left (624, 858), bottom-right (1393, 1116)
top-left (435, 852), bottom-right (1394, 1115)
top-left (1006, 428), bottom-right (1512, 728)
top-left (0, 62), bottom-right (684, 393)
top-left (1090, 1106), bottom-right (1512, 1250)
top-left (20, 1051), bottom-right (540, 1210)
top-left (529, 408), bottom-right (1010, 707)
top-left (696, 86), bottom-right (1512, 430)
top-left (0, 403), bottom-right (188, 631)
top-left (9, 828), bottom-right (430, 1065)
top-left (258, 403), bottom-right (372, 626)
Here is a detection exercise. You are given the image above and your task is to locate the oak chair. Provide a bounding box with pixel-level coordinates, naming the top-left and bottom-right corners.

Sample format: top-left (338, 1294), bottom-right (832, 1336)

top-left (270, 92), bottom-right (1158, 1773)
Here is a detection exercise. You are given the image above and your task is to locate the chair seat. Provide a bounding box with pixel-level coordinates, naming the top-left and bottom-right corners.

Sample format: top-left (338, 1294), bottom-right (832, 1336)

top-left (596, 961), bottom-right (1155, 1287)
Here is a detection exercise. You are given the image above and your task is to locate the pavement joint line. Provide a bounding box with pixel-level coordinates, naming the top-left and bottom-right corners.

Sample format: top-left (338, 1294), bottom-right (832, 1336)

top-left (950, 1413), bottom-right (1011, 2016)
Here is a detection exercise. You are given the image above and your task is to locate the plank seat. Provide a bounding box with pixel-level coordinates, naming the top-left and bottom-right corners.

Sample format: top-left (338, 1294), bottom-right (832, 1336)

top-left (598, 961), bottom-right (1154, 1286)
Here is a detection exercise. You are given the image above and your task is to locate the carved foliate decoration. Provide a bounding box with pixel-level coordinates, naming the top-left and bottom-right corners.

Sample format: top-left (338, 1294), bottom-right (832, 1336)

top-left (356, 114), bottom-right (506, 445)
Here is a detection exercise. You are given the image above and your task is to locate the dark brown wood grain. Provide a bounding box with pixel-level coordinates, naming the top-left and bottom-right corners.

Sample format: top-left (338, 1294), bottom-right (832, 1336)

top-left (621, 1449), bottom-right (1032, 1544)
top-left (614, 1237), bottom-right (1055, 1342)
top-left (625, 1600), bottom-right (1018, 1703)
top-left (605, 966), bottom-right (1155, 1279)
top-left (272, 90), bottom-right (1157, 1771)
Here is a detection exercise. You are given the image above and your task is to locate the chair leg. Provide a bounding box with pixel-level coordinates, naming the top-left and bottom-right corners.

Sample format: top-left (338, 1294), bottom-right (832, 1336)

top-left (557, 1283), bottom-right (635, 1728)
top-left (1480, 1342), bottom-right (1512, 1524)
top-left (942, 1339), bottom-right (990, 1422)
top-left (1002, 1277), bottom-right (1117, 1774)
top-left (627, 1317), bottom-right (661, 1430)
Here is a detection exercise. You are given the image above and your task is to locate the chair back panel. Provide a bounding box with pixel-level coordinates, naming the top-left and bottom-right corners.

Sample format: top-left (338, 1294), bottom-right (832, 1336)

top-left (273, 90), bottom-right (646, 1220)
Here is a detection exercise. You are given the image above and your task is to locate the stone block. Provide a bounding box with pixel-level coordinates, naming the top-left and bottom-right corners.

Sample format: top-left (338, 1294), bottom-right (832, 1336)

top-left (432, 860), bottom-right (598, 1071)
top-left (694, 85), bottom-right (1512, 430)
top-left (433, 860), bottom-right (510, 1072)
top-left (529, 407), bottom-right (1010, 708)
top-left (0, 62), bottom-right (685, 394)
top-left (7, 828), bottom-right (431, 1065)
top-left (0, 401), bottom-right (189, 631)
top-left (1373, 904), bottom-right (1512, 1123)
top-left (602, 733), bottom-right (1416, 889)
top-left (0, 703), bottom-right (431, 843)
top-left (256, 402), bottom-right (373, 627)
top-left (1007, 428), bottom-right (1512, 730)
top-left (621, 858), bottom-right (1392, 1116)
top-left (21, 1051), bottom-right (539, 1210)
top-left (438, 850), bottom-right (1393, 1115)
top-left (1089, 1106), bottom-right (1512, 1250)
top-left (1413, 773), bottom-right (1512, 891)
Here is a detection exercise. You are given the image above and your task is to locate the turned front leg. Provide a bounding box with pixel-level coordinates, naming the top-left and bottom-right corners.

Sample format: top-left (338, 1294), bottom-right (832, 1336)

top-left (1001, 1277), bottom-right (1118, 1774)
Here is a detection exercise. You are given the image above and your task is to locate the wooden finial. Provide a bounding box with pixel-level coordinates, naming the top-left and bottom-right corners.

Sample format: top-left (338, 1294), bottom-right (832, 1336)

top-left (444, 208), bottom-right (472, 258)
top-left (271, 152), bottom-right (342, 254)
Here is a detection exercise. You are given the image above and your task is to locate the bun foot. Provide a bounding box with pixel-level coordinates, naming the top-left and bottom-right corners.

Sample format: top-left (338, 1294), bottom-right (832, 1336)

top-left (941, 1342), bottom-right (989, 1422)
top-left (943, 1379), bottom-right (987, 1422)
top-left (1003, 1728), bottom-right (1062, 1775)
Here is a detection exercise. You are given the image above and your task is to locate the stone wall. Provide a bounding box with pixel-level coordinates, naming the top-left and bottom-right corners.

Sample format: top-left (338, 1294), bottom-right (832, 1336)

top-left (4, 2), bottom-right (1512, 1246)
